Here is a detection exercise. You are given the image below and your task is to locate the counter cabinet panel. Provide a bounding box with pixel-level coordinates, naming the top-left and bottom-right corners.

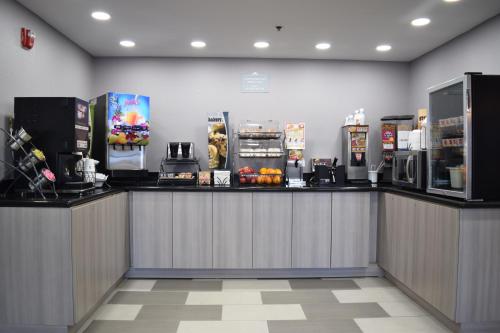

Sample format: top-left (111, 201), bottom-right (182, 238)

top-left (173, 192), bottom-right (213, 269)
top-left (331, 192), bottom-right (371, 268)
top-left (213, 193), bottom-right (253, 269)
top-left (253, 192), bottom-right (293, 268)
top-left (292, 193), bottom-right (332, 268)
top-left (131, 191), bottom-right (173, 268)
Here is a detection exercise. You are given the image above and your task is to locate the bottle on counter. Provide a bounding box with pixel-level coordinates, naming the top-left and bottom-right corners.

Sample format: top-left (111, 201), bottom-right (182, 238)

top-left (354, 108), bottom-right (366, 125)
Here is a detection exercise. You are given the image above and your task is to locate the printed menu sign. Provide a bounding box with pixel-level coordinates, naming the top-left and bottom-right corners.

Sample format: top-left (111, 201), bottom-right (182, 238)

top-left (285, 122), bottom-right (305, 150)
top-left (241, 72), bottom-right (269, 93)
top-left (208, 112), bottom-right (229, 169)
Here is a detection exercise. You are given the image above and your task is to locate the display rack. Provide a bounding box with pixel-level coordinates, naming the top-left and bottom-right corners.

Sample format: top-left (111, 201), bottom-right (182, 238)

top-left (233, 120), bottom-right (286, 186)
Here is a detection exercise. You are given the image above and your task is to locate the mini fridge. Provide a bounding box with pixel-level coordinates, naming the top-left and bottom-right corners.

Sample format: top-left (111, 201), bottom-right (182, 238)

top-left (427, 73), bottom-right (500, 200)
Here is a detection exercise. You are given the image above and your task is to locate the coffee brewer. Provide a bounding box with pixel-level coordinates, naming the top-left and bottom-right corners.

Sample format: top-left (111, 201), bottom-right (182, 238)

top-left (14, 97), bottom-right (94, 193)
top-left (342, 125), bottom-right (369, 181)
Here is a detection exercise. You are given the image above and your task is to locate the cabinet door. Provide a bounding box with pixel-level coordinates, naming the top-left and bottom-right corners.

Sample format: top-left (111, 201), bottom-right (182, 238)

top-left (131, 191), bottom-right (173, 268)
top-left (213, 193), bottom-right (253, 268)
top-left (331, 192), bottom-right (370, 268)
top-left (253, 193), bottom-right (293, 268)
top-left (392, 194), bottom-right (416, 286)
top-left (292, 193), bottom-right (332, 268)
top-left (413, 200), bottom-right (458, 320)
top-left (173, 192), bottom-right (213, 269)
top-left (72, 193), bottom-right (129, 322)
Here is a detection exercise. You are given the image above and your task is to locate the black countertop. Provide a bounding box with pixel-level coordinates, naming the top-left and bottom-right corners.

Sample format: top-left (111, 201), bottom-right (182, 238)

top-left (1, 182), bottom-right (500, 209)
top-left (0, 188), bottom-right (124, 208)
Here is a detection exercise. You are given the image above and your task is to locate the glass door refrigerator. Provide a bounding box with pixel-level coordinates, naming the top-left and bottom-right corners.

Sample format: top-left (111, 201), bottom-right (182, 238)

top-left (427, 73), bottom-right (500, 201)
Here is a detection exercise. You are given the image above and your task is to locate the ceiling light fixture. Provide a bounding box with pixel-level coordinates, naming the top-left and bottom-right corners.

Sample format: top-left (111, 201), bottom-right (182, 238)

top-left (376, 44), bottom-right (392, 52)
top-left (91, 11), bottom-right (111, 21)
top-left (315, 43), bottom-right (331, 50)
top-left (254, 41), bottom-right (270, 49)
top-left (444, 0), bottom-right (460, 2)
top-left (119, 40), bottom-right (135, 48)
top-left (191, 41), bottom-right (206, 48)
top-left (411, 17), bottom-right (431, 27)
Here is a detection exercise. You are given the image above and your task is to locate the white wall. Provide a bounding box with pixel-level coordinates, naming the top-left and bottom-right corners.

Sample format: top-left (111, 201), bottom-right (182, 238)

top-left (93, 58), bottom-right (410, 171)
top-left (410, 14), bottom-right (500, 111)
top-left (0, 0), bottom-right (93, 175)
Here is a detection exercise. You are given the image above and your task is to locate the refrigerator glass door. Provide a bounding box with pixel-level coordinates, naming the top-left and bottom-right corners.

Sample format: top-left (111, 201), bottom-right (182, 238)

top-left (427, 78), bottom-right (467, 198)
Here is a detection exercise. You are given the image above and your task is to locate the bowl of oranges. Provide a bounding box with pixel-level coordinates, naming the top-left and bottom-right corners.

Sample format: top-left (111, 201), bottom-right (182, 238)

top-left (238, 166), bottom-right (283, 186)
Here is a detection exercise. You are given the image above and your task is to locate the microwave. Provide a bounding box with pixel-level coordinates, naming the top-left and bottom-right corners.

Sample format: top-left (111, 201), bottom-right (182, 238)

top-left (392, 150), bottom-right (427, 189)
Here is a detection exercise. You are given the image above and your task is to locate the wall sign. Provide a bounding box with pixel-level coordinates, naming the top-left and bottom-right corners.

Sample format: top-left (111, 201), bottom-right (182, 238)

top-left (241, 72), bottom-right (269, 93)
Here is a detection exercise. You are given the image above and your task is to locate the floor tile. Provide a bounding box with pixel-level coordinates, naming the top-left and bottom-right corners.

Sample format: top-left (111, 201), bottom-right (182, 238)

top-left (332, 287), bottom-right (409, 303)
top-left (83, 320), bottom-right (178, 333)
top-left (136, 305), bottom-right (222, 321)
top-left (289, 279), bottom-right (359, 290)
top-left (261, 290), bottom-right (339, 304)
top-left (178, 320), bottom-right (269, 333)
top-left (223, 279), bottom-right (291, 291)
top-left (377, 301), bottom-right (428, 317)
top-left (108, 291), bottom-right (188, 305)
top-left (354, 316), bottom-right (451, 333)
top-left (353, 278), bottom-right (393, 289)
top-left (94, 304), bottom-right (143, 321)
top-left (186, 291), bottom-right (262, 305)
top-left (117, 279), bottom-right (157, 292)
top-left (153, 279), bottom-right (223, 291)
top-left (268, 319), bottom-right (363, 333)
top-left (222, 304), bottom-right (306, 320)
top-left (301, 303), bottom-right (388, 320)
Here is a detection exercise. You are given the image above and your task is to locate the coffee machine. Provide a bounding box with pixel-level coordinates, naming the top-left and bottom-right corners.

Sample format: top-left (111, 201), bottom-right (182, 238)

top-left (14, 97), bottom-right (93, 193)
top-left (342, 125), bottom-right (369, 181)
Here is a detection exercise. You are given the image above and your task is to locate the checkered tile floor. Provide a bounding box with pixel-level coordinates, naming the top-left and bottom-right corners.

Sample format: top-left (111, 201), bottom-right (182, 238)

top-left (79, 278), bottom-right (451, 333)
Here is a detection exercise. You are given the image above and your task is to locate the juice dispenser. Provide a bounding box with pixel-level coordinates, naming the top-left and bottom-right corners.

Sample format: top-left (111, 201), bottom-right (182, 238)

top-left (90, 93), bottom-right (150, 178)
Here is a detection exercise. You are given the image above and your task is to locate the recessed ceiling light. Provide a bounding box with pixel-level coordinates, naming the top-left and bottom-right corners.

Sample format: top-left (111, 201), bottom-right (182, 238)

top-left (315, 43), bottom-right (331, 50)
top-left (191, 41), bottom-right (206, 48)
top-left (411, 17), bottom-right (431, 27)
top-left (254, 41), bottom-right (270, 49)
top-left (119, 40), bottom-right (135, 48)
top-left (444, 0), bottom-right (460, 2)
top-left (91, 11), bottom-right (111, 21)
top-left (376, 44), bottom-right (392, 52)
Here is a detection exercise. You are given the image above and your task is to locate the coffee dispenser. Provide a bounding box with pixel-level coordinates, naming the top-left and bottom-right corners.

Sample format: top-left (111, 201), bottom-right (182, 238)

top-left (14, 97), bottom-right (93, 192)
top-left (342, 125), bottom-right (369, 181)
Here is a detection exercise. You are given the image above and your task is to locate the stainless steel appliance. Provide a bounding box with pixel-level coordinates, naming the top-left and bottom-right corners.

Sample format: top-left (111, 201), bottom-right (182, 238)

top-left (427, 73), bottom-right (500, 200)
top-left (342, 125), bottom-right (369, 180)
top-left (392, 150), bottom-right (426, 189)
top-left (168, 142), bottom-right (195, 160)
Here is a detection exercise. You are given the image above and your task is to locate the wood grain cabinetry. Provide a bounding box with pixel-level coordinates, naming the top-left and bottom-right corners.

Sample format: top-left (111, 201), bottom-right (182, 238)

top-left (0, 193), bottom-right (129, 327)
top-left (331, 192), bottom-right (371, 268)
top-left (253, 192), bottom-right (293, 268)
top-left (173, 192), bottom-right (213, 268)
top-left (72, 192), bottom-right (129, 322)
top-left (291, 193), bottom-right (331, 268)
top-left (131, 191), bottom-right (173, 268)
top-left (213, 193), bottom-right (253, 269)
top-left (378, 193), bottom-right (459, 320)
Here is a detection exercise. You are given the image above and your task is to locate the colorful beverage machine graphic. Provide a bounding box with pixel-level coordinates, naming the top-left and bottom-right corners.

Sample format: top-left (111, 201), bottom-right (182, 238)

top-left (107, 93), bottom-right (150, 145)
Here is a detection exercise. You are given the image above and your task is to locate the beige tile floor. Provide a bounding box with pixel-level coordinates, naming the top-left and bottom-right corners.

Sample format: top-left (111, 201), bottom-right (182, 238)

top-left (79, 277), bottom-right (452, 333)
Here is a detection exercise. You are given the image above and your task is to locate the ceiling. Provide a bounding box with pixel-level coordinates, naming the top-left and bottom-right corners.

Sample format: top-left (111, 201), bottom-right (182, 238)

top-left (16, 0), bottom-right (500, 61)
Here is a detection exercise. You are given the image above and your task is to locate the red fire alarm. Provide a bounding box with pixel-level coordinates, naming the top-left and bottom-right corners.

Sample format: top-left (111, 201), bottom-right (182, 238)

top-left (21, 27), bottom-right (35, 50)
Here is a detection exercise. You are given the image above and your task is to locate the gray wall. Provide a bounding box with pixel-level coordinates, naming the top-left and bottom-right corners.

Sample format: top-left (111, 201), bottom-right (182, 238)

top-left (0, 0), bottom-right (93, 175)
top-left (410, 14), bottom-right (500, 111)
top-left (93, 58), bottom-right (410, 171)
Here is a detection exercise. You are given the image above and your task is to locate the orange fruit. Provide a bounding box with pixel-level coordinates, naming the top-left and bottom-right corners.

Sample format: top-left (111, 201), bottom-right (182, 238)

top-left (275, 169), bottom-right (282, 175)
top-left (265, 176), bottom-right (273, 185)
top-left (273, 175), bottom-right (281, 185)
top-left (259, 168), bottom-right (268, 175)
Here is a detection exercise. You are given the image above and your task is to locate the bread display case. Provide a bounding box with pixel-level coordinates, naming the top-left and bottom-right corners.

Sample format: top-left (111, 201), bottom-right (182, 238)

top-left (233, 120), bottom-right (285, 186)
